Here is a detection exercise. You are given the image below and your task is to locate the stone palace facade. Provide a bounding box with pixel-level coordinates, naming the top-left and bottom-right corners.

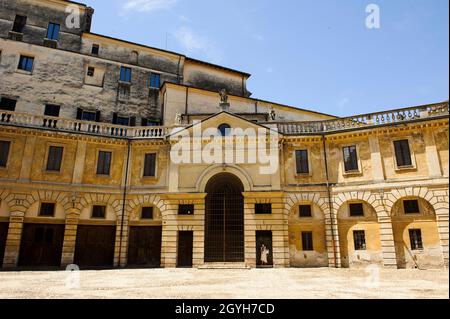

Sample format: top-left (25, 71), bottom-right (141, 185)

top-left (0, 0), bottom-right (448, 270)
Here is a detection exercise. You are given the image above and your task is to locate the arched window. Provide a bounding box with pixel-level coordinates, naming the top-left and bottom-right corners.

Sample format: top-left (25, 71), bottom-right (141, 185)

top-left (218, 123), bottom-right (231, 136)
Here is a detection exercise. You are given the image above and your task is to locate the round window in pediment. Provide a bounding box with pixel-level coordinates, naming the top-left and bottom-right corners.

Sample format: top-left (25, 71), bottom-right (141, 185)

top-left (218, 123), bottom-right (231, 136)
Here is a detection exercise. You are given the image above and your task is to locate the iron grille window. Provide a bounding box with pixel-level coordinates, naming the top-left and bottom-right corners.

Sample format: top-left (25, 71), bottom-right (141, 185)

top-left (353, 230), bottom-right (367, 250)
top-left (0, 140), bottom-right (11, 167)
top-left (46, 23), bottom-right (60, 40)
top-left (343, 145), bottom-right (359, 172)
top-left (149, 73), bottom-right (161, 88)
top-left (91, 44), bottom-right (100, 55)
top-left (18, 55), bottom-right (34, 72)
top-left (404, 200), bottom-right (420, 214)
top-left (179, 204), bottom-right (194, 215)
top-left (255, 203), bottom-right (272, 215)
top-left (349, 203), bottom-right (364, 217)
top-left (141, 207), bottom-right (154, 219)
top-left (143, 153), bottom-right (157, 177)
top-left (92, 205), bottom-right (106, 219)
top-left (394, 140), bottom-right (412, 167)
top-left (97, 151), bottom-right (112, 175)
top-left (120, 66), bottom-right (132, 83)
top-left (0, 97), bottom-right (17, 111)
top-left (12, 15), bottom-right (27, 33)
top-left (46, 146), bottom-right (63, 171)
top-left (409, 229), bottom-right (423, 250)
top-left (302, 232), bottom-right (314, 251)
top-left (299, 205), bottom-right (312, 218)
top-left (44, 104), bottom-right (60, 117)
top-left (39, 203), bottom-right (55, 217)
top-left (295, 150), bottom-right (309, 174)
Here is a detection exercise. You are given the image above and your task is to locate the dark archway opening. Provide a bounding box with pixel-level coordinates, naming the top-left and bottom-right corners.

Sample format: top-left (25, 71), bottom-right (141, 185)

top-left (205, 173), bottom-right (245, 262)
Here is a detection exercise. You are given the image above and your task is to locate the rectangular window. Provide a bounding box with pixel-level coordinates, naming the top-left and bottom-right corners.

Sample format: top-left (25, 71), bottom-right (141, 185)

top-left (343, 145), bottom-right (359, 172)
top-left (394, 140), bottom-right (412, 167)
top-left (409, 229), bottom-right (423, 250)
top-left (178, 204), bottom-right (194, 216)
top-left (81, 111), bottom-right (96, 122)
top-left (349, 203), bottom-right (364, 217)
top-left (299, 205), bottom-right (312, 218)
top-left (46, 22), bottom-right (60, 40)
top-left (12, 15), bottom-right (27, 33)
top-left (44, 104), bottom-right (60, 117)
top-left (295, 150), bottom-right (309, 174)
top-left (149, 73), bottom-right (161, 88)
top-left (92, 205), bottom-right (106, 219)
top-left (0, 97), bottom-right (17, 111)
top-left (87, 67), bottom-right (95, 77)
top-left (0, 141), bottom-right (11, 167)
top-left (120, 66), bottom-right (132, 83)
top-left (46, 146), bottom-right (63, 171)
top-left (91, 44), bottom-right (100, 55)
top-left (302, 232), bottom-right (314, 251)
top-left (353, 230), bottom-right (367, 250)
top-left (18, 55), bottom-right (34, 72)
top-left (141, 118), bottom-right (161, 126)
top-left (404, 200), bottom-right (420, 214)
top-left (255, 203), bottom-right (272, 215)
top-left (39, 203), bottom-right (55, 217)
top-left (141, 207), bottom-right (154, 220)
top-left (143, 153), bottom-right (157, 177)
top-left (97, 151), bottom-right (112, 175)
top-left (117, 116), bottom-right (130, 126)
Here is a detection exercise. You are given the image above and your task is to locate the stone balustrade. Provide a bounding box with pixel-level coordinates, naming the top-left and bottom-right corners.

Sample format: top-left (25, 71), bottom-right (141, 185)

top-left (0, 102), bottom-right (448, 138)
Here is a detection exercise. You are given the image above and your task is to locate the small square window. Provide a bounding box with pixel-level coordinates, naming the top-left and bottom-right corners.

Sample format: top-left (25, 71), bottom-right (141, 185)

top-left (179, 204), bottom-right (194, 215)
top-left (302, 232), bottom-right (314, 251)
top-left (353, 230), bottom-right (366, 250)
top-left (409, 229), bottom-right (423, 250)
top-left (349, 203), bottom-right (364, 217)
top-left (404, 200), bottom-right (420, 214)
top-left (255, 204), bottom-right (272, 215)
top-left (44, 104), bottom-right (60, 117)
top-left (149, 73), bottom-right (161, 88)
top-left (40, 203), bottom-right (55, 217)
top-left (141, 207), bottom-right (154, 220)
top-left (120, 66), bottom-right (132, 83)
top-left (91, 44), bottom-right (100, 55)
top-left (299, 205), bottom-right (312, 218)
top-left (46, 23), bottom-right (60, 40)
top-left (87, 67), bottom-right (95, 77)
top-left (92, 205), bottom-right (106, 219)
top-left (18, 55), bottom-right (34, 72)
top-left (12, 15), bottom-right (27, 33)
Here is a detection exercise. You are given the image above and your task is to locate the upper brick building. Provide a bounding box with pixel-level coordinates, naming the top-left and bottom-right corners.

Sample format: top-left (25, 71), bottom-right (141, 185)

top-left (0, 0), bottom-right (448, 271)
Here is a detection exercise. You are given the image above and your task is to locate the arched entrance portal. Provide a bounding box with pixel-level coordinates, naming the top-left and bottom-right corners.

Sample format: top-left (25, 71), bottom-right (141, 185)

top-left (205, 173), bottom-right (245, 262)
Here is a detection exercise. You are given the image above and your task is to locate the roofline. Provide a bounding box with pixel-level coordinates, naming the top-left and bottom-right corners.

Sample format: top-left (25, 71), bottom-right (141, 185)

top-left (185, 57), bottom-right (251, 78)
top-left (57, 0), bottom-right (88, 7)
top-left (161, 81), bottom-right (339, 119)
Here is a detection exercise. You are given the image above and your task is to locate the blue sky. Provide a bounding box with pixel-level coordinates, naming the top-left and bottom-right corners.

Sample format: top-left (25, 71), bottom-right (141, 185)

top-left (82, 0), bottom-right (449, 116)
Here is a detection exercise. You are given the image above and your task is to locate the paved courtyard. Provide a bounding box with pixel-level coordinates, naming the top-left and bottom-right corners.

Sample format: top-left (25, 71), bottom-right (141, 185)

top-left (0, 268), bottom-right (448, 299)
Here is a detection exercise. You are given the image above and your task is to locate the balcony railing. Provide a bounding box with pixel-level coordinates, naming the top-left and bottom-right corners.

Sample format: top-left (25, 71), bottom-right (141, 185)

top-left (0, 111), bottom-right (173, 139)
top-left (0, 102), bottom-right (448, 138)
top-left (275, 102), bottom-right (449, 135)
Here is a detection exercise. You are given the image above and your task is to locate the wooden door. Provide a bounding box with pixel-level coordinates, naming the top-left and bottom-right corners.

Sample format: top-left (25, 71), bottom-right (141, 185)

top-left (128, 226), bottom-right (162, 267)
top-left (74, 225), bottom-right (116, 269)
top-left (256, 231), bottom-right (273, 268)
top-left (0, 222), bottom-right (9, 268)
top-left (177, 231), bottom-right (193, 268)
top-left (18, 223), bottom-right (65, 268)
